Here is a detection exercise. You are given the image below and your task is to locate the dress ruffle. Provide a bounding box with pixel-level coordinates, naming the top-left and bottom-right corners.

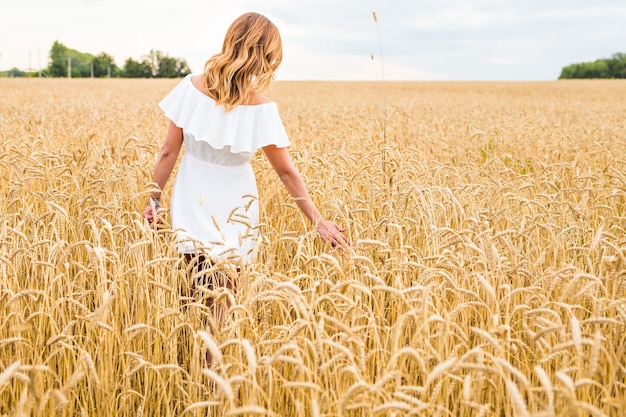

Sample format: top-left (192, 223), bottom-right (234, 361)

top-left (158, 74), bottom-right (291, 153)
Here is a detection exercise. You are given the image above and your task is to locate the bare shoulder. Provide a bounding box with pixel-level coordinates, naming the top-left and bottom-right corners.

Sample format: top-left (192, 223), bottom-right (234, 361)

top-left (248, 92), bottom-right (270, 106)
top-left (190, 75), bottom-right (204, 90)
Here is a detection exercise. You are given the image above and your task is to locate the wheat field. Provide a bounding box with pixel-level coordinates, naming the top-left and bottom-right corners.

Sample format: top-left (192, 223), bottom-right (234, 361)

top-left (1, 77), bottom-right (625, 416)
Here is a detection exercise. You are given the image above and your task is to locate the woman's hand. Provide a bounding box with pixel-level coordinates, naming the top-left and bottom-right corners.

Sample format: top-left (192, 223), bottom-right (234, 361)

top-left (143, 204), bottom-right (163, 227)
top-left (316, 219), bottom-right (351, 249)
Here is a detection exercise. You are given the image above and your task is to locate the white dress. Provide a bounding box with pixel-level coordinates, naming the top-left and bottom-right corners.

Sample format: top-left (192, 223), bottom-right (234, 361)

top-left (158, 74), bottom-right (291, 263)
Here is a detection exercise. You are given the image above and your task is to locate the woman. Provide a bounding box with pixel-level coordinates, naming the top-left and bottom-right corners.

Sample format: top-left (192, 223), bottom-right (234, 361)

top-left (143, 12), bottom-right (350, 313)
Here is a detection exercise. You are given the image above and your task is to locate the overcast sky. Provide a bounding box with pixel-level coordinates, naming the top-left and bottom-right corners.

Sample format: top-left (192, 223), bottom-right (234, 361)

top-left (1, 0), bottom-right (625, 80)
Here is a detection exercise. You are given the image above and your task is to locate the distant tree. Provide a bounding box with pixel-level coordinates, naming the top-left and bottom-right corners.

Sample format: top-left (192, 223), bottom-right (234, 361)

top-left (48, 41), bottom-right (69, 77)
top-left (157, 55), bottom-right (191, 78)
top-left (122, 58), bottom-right (152, 78)
top-left (591, 60), bottom-right (610, 78)
top-left (92, 53), bottom-right (120, 77)
top-left (48, 40), bottom-right (96, 77)
top-left (72, 50), bottom-right (96, 77)
top-left (174, 59), bottom-right (192, 78)
top-left (559, 52), bottom-right (626, 79)
top-left (45, 41), bottom-right (191, 78)
top-left (142, 50), bottom-right (191, 78)
top-left (607, 52), bottom-right (626, 78)
top-left (157, 55), bottom-right (179, 78)
top-left (8, 67), bottom-right (26, 77)
top-left (559, 64), bottom-right (577, 79)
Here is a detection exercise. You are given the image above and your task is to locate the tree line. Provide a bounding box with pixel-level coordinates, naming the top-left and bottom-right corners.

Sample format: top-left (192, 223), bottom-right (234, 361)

top-left (559, 52), bottom-right (626, 79)
top-left (1, 41), bottom-right (191, 78)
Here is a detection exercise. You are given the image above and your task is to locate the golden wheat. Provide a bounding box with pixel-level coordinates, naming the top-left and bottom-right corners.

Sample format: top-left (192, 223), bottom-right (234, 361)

top-left (0, 77), bottom-right (625, 416)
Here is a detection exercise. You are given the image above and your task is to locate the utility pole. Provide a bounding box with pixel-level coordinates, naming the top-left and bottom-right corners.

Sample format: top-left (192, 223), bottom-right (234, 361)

top-left (67, 57), bottom-right (71, 78)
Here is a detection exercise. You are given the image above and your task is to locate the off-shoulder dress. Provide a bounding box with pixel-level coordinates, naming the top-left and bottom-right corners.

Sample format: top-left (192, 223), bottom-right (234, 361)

top-left (158, 74), bottom-right (291, 263)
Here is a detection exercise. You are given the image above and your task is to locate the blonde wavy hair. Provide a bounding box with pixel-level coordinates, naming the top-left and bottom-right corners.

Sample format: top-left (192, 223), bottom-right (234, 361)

top-left (202, 12), bottom-right (282, 110)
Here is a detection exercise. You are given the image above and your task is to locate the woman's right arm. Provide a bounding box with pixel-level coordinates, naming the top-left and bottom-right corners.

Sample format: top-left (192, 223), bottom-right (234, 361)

top-left (143, 120), bottom-right (184, 224)
top-left (262, 144), bottom-right (351, 248)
